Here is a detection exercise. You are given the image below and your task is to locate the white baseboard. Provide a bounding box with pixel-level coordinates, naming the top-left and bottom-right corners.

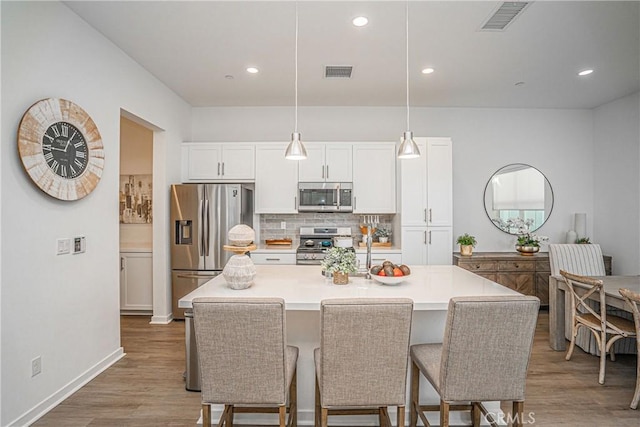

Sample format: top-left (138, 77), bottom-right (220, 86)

top-left (150, 313), bottom-right (173, 324)
top-left (9, 347), bottom-right (125, 427)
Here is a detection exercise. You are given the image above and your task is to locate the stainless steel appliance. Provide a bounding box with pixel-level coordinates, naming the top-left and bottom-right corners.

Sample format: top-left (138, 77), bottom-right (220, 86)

top-left (297, 182), bottom-right (353, 212)
top-left (296, 226), bottom-right (351, 265)
top-left (170, 183), bottom-right (253, 320)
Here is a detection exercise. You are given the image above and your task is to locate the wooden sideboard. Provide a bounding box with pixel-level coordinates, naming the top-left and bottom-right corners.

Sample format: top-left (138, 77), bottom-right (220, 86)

top-left (452, 252), bottom-right (612, 306)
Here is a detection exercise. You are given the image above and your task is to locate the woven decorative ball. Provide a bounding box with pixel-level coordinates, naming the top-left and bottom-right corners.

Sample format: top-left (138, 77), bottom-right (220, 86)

top-left (228, 224), bottom-right (255, 246)
top-left (222, 254), bottom-right (256, 290)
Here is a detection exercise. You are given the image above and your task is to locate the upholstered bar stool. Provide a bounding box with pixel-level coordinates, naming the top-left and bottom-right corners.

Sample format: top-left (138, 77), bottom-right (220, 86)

top-left (561, 270), bottom-right (635, 385)
top-left (314, 298), bottom-right (413, 427)
top-left (619, 288), bottom-right (640, 409)
top-left (409, 296), bottom-right (539, 427)
top-left (192, 297), bottom-right (298, 427)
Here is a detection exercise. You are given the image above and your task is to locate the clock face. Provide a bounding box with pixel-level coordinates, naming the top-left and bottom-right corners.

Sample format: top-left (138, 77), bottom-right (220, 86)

top-left (17, 98), bottom-right (104, 201)
top-left (43, 122), bottom-right (89, 179)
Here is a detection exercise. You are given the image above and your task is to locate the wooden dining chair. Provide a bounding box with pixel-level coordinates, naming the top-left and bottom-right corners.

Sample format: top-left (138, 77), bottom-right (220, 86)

top-left (409, 295), bottom-right (540, 427)
top-left (314, 298), bottom-right (413, 427)
top-left (192, 297), bottom-right (298, 427)
top-left (619, 288), bottom-right (640, 409)
top-left (561, 270), bottom-right (636, 385)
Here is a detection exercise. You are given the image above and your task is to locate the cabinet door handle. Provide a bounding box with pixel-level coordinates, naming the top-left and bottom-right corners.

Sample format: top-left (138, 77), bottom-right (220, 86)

top-left (266, 258), bottom-right (281, 261)
top-left (321, 165), bottom-right (325, 179)
top-left (120, 257), bottom-right (125, 271)
top-left (429, 208), bottom-right (433, 223)
top-left (423, 231), bottom-right (427, 244)
top-left (217, 162), bottom-right (221, 176)
top-left (222, 162), bottom-right (225, 176)
top-left (428, 231), bottom-right (432, 244)
top-left (354, 197), bottom-right (357, 211)
top-left (294, 196), bottom-right (298, 210)
top-left (424, 208), bottom-right (427, 223)
top-left (326, 165), bottom-right (329, 179)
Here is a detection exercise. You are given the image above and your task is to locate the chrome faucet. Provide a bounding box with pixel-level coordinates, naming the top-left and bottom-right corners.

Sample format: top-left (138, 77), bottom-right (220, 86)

top-left (362, 215), bottom-right (379, 279)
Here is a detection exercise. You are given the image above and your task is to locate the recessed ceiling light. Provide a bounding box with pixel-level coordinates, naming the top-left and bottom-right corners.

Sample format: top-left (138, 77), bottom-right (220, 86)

top-left (578, 69), bottom-right (594, 76)
top-left (246, 67), bottom-right (259, 74)
top-left (352, 16), bottom-right (368, 27)
top-left (421, 68), bottom-right (435, 74)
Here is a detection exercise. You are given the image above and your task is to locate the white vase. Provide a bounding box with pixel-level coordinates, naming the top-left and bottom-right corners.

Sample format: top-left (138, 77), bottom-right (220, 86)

top-left (222, 254), bottom-right (256, 290)
top-left (566, 230), bottom-right (577, 244)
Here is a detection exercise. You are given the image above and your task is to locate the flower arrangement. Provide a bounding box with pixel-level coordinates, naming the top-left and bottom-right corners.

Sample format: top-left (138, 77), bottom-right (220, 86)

top-left (320, 247), bottom-right (358, 274)
top-left (507, 217), bottom-right (548, 247)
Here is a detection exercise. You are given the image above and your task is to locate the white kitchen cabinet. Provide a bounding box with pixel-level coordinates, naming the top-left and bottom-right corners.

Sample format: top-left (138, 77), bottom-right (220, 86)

top-left (298, 143), bottom-right (352, 182)
top-left (251, 252), bottom-right (297, 265)
top-left (401, 227), bottom-right (453, 265)
top-left (181, 143), bottom-right (255, 182)
top-left (255, 143), bottom-right (298, 213)
top-left (352, 143), bottom-right (396, 213)
top-left (120, 251), bottom-right (153, 313)
top-left (400, 137), bottom-right (452, 226)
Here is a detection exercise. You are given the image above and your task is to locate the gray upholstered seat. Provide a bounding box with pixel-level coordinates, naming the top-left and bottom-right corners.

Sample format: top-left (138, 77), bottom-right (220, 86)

top-left (192, 297), bottom-right (298, 427)
top-left (409, 295), bottom-right (540, 427)
top-left (618, 288), bottom-right (640, 409)
top-left (562, 270), bottom-right (636, 385)
top-left (549, 243), bottom-right (636, 355)
top-left (314, 298), bottom-right (413, 427)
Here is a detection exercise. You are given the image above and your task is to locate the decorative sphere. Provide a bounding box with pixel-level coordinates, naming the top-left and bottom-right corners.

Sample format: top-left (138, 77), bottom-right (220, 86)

top-left (228, 224), bottom-right (255, 246)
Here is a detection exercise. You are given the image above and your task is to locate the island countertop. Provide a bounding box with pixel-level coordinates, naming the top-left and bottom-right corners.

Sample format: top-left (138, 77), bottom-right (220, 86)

top-left (178, 264), bottom-right (519, 310)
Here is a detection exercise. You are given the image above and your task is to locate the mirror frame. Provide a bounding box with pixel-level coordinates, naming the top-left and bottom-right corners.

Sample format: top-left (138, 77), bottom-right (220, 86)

top-left (483, 163), bottom-right (554, 235)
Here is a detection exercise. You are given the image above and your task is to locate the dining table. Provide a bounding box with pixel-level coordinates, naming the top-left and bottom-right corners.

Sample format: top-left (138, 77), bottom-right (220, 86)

top-left (548, 274), bottom-right (640, 351)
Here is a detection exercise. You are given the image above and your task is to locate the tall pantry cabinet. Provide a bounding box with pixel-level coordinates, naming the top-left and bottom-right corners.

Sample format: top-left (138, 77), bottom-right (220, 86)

top-left (400, 137), bottom-right (453, 265)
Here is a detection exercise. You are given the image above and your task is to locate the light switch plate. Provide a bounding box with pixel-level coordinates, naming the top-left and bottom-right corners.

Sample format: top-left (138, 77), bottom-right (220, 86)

top-left (56, 238), bottom-right (70, 255)
top-left (72, 236), bottom-right (86, 254)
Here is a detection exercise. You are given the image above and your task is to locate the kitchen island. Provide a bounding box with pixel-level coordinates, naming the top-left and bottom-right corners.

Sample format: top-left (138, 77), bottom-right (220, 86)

top-left (179, 265), bottom-right (520, 426)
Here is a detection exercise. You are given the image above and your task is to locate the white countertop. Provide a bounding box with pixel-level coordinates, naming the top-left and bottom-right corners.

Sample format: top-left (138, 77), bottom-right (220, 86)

top-left (178, 265), bottom-right (519, 311)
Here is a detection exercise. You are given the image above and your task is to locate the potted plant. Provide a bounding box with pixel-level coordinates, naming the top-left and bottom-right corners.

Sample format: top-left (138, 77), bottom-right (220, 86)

top-left (576, 237), bottom-right (591, 244)
top-left (456, 233), bottom-right (477, 256)
top-left (374, 227), bottom-right (392, 243)
top-left (321, 247), bottom-right (358, 285)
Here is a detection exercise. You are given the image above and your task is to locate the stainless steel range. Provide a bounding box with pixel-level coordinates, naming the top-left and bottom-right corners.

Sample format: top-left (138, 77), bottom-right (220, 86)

top-left (296, 227), bottom-right (352, 265)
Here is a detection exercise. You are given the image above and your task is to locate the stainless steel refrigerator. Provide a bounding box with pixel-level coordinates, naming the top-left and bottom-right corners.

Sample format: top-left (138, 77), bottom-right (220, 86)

top-left (170, 183), bottom-right (253, 320)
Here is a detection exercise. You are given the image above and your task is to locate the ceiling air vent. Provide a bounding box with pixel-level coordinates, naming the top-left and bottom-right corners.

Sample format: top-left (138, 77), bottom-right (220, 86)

top-left (480, 2), bottom-right (530, 31)
top-left (325, 66), bottom-right (353, 79)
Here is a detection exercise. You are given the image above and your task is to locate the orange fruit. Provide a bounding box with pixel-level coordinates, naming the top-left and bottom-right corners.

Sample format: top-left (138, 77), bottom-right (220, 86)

top-left (378, 270), bottom-right (386, 276)
top-left (393, 267), bottom-right (403, 277)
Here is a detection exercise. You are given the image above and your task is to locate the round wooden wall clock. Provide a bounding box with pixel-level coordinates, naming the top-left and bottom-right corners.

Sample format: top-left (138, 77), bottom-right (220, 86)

top-left (17, 98), bottom-right (105, 201)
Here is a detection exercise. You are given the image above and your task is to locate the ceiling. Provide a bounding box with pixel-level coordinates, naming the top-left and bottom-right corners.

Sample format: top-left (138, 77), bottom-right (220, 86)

top-left (65, 1), bottom-right (639, 109)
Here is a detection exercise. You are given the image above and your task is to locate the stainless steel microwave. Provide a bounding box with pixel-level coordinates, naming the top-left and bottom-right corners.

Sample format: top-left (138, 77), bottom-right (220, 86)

top-left (298, 182), bottom-right (353, 212)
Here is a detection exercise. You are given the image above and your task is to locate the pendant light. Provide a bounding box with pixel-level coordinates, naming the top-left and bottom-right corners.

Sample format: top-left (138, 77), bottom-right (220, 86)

top-left (397, 0), bottom-right (421, 159)
top-left (285, 1), bottom-right (307, 160)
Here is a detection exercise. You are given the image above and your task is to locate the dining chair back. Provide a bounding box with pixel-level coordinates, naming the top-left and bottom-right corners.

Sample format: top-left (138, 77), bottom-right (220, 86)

top-left (192, 297), bottom-right (298, 427)
top-left (409, 295), bottom-right (540, 427)
top-left (561, 270), bottom-right (636, 385)
top-left (315, 298), bottom-right (413, 427)
top-left (619, 288), bottom-right (640, 409)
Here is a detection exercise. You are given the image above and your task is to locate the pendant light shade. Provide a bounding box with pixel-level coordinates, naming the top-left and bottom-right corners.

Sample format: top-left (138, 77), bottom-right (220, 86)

top-left (285, 132), bottom-right (307, 160)
top-left (398, 0), bottom-right (421, 159)
top-left (398, 131), bottom-right (420, 159)
top-left (285, 2), bottom-right (307, 160)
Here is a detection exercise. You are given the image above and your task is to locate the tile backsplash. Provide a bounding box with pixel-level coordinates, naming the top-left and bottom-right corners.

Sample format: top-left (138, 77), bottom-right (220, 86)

top-left (259, 213), bottom-right (393, 243)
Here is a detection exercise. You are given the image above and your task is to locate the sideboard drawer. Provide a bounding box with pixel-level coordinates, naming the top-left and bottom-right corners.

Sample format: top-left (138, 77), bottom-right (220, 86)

top-left (536, 260), bottom-right (550, 272)
top-left (457, 260), bottom-right (497, 272)
top-left (497, 260), bottom-right (535, 272)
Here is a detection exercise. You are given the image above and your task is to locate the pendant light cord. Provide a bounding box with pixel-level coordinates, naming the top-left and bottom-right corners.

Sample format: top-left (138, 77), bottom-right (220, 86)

top-left (406, 0), bottom-right (410, 131)
top-left (295, 1), bottom-right (299, 133)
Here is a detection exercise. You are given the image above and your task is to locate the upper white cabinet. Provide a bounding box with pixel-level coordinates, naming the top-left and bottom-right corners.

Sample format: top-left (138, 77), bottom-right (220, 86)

top-left (352, 143), bottom-right (396, 214)
top-left (255, 143), bottom-right (299, 213)
top-left (400, 137), bottom-right (452, 226)
top-left (298, 143), bottom-right (352, 182)
top-left (182, 143), bottom-right (255, 182)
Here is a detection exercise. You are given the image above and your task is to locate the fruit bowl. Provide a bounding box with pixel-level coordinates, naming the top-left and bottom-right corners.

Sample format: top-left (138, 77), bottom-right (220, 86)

top-left (370, 270), bottom-right (409, 286)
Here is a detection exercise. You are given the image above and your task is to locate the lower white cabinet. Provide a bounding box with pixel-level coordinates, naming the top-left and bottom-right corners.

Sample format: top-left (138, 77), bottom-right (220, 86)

top-left (120, 252), bottom-right (153, 313)
top-left (401, 227), bottom-right (453, 265)
top-left (251, 252), bottom-right (296, 265)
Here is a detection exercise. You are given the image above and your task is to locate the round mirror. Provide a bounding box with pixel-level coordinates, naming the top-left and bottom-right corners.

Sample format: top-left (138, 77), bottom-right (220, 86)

top-left (483, 163), bottom-right (554, 235)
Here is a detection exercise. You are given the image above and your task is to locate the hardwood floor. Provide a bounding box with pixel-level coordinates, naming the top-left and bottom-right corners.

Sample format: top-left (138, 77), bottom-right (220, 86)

top-left (33, 311), bottom-right (637, 426)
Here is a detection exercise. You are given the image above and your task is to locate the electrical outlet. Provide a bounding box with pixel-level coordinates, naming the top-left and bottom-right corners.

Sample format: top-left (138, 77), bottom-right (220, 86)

top-left (32, 356), bottom-right (42, 377)
top-left (56, 238), bottom-right (70, 255)
top-left (280, 221), bottom-right (286, 230)
top-left (72, 236), bottom-right (86, 254)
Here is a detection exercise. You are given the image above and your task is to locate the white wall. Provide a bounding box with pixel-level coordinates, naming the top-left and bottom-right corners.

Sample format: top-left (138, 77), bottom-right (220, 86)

top-left (192, 106), bottom-right (596, 251)
top-left (1, 2), bottom-right (190, 425)
top-left (593, 92), bottom-right (640, 275)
